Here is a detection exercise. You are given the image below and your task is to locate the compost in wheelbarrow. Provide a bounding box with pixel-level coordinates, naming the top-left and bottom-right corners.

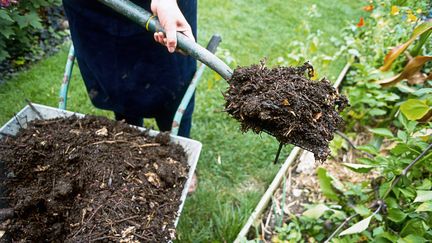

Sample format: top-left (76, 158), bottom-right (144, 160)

top-left (0, 104), bottom-right (201, 242)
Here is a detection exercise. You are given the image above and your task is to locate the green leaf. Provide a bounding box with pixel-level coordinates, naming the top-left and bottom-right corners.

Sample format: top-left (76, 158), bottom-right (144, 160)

top-left (380, 181), bottom-right (391, 198)
top-left (400, 99), bottom-right (431, 121)
top-left (375, 232), bottom-right (398, 242)
top-left (391, 143), bottom-right (412, 156)
top-left (416, 201), bottom-right (432, 212)
top-left (398, 113), bottom-right (409, 130)
top-left (369, 128), bottom-right (394, 138)
top-left (302, 204), bottom-right (330, 219)
top-left (385, 197), bottom-right (398, 209)
top-left (369, 108), bottom-right (387, 116)
top-left (400, 219), bottom-right (425, 237)
top-left (413, 88), bottom-right (432, 97)
top-left (399, 188), bottom-right (416, 199)
top-left (353, 205), bottom-right (371, 217)
top-left (416, 179), bottom-right (431, 190)
top-left (387, 208), bottom-right (407, 223)
top-left (397, 130), bottom-right (408, 142)
top-left (317, 167), bottom-right (339, 201)
top-left (357, 144), bottom-right (378, 155)
top-left (0, 26), bottom-right (14, 38)
top-left (14, 12), bottom-right (42, 29)
top-left (397, 234), bottom-right (426, 243)
top-left (339, 214), bottom-right (373, 236)
top-left (0, 10), bottom-right (13, 22)
top-left (342, 163), bottom-right (375, 173)
top-left (411, 29), bottom-right (432, 56)
top-left (414, 190), bottom-right (432, 202)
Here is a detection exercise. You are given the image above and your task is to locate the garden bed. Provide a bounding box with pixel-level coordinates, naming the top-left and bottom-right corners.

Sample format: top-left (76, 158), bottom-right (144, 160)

top-left (249, 145), bottom-right (377, 242)
top-left (0, 104), bottom-right (201, 242)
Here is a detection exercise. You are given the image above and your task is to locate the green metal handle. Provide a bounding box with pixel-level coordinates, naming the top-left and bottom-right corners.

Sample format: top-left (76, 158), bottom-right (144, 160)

top-left (97, 0), bottom-right (233, 80)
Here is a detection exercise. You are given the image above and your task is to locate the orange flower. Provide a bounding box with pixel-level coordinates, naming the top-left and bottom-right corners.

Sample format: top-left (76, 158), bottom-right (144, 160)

top-left (356, 17), bottom-right (365, 27)
top-left (363, 5), bottom-right (374, 12)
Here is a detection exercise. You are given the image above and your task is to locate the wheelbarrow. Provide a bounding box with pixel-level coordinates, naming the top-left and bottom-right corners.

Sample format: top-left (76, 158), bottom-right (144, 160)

top-left (58, 0), bottom-right (232, 136)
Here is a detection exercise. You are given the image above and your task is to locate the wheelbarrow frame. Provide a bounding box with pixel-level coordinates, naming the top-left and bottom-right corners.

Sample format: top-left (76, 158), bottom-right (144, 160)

top-left (58, 35), bottom-right (221, 136)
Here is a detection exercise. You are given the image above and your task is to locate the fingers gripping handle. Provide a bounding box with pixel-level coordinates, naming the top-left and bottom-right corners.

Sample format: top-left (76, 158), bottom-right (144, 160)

top-left (97, 0), bottom-right (233, 80)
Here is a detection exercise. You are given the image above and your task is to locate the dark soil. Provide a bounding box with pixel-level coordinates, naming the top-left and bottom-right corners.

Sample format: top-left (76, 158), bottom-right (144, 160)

top-left (0, 116), bottom-right (189, 242)
top-left (224, 62), bottom-right (348, 161)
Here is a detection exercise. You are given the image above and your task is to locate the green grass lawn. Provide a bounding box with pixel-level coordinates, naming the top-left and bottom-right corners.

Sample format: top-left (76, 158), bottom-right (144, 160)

top-left (0, 0), bottom-right (361, 241)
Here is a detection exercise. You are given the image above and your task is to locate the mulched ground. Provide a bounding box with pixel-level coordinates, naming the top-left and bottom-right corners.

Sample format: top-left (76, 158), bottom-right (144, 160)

top-left (0, 116), bottom-right (189, 242)
top-left (225, 61), bottom-right (348, 161)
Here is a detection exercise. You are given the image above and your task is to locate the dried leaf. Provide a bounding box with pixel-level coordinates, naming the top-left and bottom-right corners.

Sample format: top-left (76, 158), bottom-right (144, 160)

top-left (377, 56), bottom-right (432, 87)
top-left (380, 21), bottom-right (432, 71)
top-left (34, 165), bottom-right (50, 172)
top-left (145, 172), bottom-right (161, 188)
top-left (95, 126), bottom-right (108, 136)
top-left (408, 72), bottom-right (428, 85)
top-left (418, 109), bottom-right (432, 123)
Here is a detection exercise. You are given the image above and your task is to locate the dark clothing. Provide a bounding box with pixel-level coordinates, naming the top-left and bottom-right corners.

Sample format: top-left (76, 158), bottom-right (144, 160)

top-left (62, 0), bottom-right (197, 137)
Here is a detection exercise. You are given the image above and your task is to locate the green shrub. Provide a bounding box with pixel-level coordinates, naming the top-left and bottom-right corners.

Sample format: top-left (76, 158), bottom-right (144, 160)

top-left (0, 0), bottom-right (62, 64)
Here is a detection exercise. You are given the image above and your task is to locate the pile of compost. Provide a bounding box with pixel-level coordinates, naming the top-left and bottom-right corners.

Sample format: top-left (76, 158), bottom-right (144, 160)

top-left (224, 62), bottom-right (348, 161)
top-left (0, 116), bottom-right (188, 242)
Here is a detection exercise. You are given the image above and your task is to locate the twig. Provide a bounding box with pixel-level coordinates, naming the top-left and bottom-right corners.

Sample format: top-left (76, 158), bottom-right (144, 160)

top-left (91, 140), bottom-right (128, 145)
top-left (114, 215), bottom-right (139, 223)
top-left (264, 207), bottom-right (273, 229)
top-left (335, 130), bottom-right (374, 158)
top-left (323, 213), bottom-right (358, 243)
top-left (335, 130), bottom-right (356, 149)
top-left (71, 205), bottom-right (103, 238)
top-left (383, 142), bottom-right (432, 199)
top-left (25, 99), bottom-right (43, 120)
top-left (325, 202), bottom-right (383, 243)
top-left (279, 176), bottom-right (287, 227)
top-left (134, 143), bottom-right (160, 148)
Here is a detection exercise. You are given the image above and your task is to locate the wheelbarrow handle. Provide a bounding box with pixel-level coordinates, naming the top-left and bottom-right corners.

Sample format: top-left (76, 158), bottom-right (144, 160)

top-left (97, 0), bottom-right (233, 80)
top-left (206, 35), bottom-right (222, 54)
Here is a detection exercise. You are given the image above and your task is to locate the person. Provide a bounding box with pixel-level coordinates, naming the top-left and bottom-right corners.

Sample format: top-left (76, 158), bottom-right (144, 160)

top-left (62, 0), bottom-right (198, 192)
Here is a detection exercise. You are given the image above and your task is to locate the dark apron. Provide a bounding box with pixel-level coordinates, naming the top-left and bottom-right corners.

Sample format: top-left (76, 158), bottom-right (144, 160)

top-left (62, 0), bottom-right (197, 136)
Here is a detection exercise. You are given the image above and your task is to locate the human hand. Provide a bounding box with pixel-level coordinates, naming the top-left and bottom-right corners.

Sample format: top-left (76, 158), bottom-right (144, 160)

top-left (151, 0), bottom-right (195, 53)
